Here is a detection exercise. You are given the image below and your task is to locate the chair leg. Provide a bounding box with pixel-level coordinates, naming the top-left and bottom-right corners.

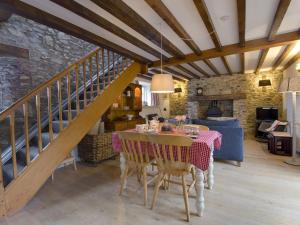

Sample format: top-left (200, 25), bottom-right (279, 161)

top-left (143, 168), bottom-right (148, 206)
top-left (182, 175), bottom-right (190, 222)
top-left (151, 173), bottom-right (164, 210)
top-left (120, 166), bottom-right (129, 195)
top-left (73, 159), bottom-right (77, 171)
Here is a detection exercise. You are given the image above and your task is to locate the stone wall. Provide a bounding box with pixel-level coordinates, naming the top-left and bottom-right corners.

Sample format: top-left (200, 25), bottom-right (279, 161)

top-left (190, 71), bottom-right (283, 138)
top-left (0, 14), bottom-right (97, 111)
top-left (169, 80), bottom-right (188, 116)
top-left (169, 71), bottom-right (283, 138)
top-left (0, 14), bottom-right (97, 148)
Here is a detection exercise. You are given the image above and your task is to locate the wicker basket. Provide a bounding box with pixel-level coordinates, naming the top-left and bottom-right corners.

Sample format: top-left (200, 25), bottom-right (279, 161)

top-left (78, 132), bottom-right (117, 163)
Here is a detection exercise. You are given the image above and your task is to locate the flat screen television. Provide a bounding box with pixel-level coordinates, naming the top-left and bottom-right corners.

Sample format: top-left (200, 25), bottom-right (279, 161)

top-left (256, 107), bottom-right (278, 121)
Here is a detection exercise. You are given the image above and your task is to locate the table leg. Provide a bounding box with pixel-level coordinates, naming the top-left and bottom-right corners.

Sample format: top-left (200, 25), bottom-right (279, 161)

top-left (208, 144), bottom-right (214, 190)
top-left (120, 152), bottom-right (127, 189)
top-left (195, 168), bottom-right (205, 217)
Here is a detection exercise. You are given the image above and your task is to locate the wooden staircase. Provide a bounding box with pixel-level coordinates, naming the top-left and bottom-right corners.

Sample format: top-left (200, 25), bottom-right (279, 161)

top-left (0, 47), bottom-right (144, 217)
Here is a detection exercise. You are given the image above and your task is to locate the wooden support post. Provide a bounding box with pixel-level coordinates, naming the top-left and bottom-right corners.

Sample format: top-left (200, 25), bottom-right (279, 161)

top-left (23, 102), bottom-right (31, 165)
top-left (75, 65), bottom-right (80, 114)
top-left (96, 51), bottom-right (100, 94)
top-left (9, 113), bottom-right (17, 178)
top-left (57, 79), bottom-right (63, 132)
top-left (36, 94), bottom-right (42, 153)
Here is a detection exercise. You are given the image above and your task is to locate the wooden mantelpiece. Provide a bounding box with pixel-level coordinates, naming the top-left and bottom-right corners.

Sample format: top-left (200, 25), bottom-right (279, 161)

top-left (189, 93), bottom-right (247, 101)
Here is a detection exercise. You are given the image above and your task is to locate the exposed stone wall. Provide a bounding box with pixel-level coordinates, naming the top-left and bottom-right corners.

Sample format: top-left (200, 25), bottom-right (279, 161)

top-left (0, 14), bottom-right (97, 111)
top-left (169, 71), bottom-right (283, 138)
top-left (169, 80), bottom-right (188, 116)
top-left (0, 15), bottom-right (97, 148)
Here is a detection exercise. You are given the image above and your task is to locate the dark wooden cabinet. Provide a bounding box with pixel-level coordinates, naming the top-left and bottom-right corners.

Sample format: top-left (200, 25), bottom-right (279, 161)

top-left (103, 83), bottom-right (145, 131)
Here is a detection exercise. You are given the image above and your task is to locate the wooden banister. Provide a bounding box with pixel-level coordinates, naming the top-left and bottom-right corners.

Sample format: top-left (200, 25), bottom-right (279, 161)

top-left (0, 45), bottom-right (136, 195)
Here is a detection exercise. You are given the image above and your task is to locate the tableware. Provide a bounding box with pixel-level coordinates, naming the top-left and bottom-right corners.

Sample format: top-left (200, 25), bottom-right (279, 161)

top-left (136, 124), bottom-right (148, 132)
top-left (127, 114), bottom-right (134, 120)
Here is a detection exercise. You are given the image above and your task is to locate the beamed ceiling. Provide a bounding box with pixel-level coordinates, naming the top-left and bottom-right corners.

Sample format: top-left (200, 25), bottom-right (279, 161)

top-left (1, 0), bottom-right (300, 80)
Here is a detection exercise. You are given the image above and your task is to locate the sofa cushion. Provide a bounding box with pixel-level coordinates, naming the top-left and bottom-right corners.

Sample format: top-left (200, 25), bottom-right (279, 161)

top-left (192, 118), bottom-right (240, 128)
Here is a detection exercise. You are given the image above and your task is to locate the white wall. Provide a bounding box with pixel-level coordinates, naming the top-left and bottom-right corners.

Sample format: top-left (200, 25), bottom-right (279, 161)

top-left (283, 60), bottom-right (300, 151)
top-left (135, 78), bottom-right (170, 118)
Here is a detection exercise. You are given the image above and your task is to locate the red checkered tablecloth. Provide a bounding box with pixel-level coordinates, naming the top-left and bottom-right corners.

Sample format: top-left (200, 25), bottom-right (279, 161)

top-left (112, 130), bottom-right (222, 171)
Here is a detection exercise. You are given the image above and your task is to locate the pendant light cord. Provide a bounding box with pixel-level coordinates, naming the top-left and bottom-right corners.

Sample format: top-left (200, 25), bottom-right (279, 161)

top-left (160, 23), bottom-right (163, 74)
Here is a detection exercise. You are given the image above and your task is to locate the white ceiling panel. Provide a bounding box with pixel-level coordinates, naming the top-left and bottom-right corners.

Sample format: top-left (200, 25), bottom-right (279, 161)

top-left (225, 54), bottom-right (241, 73)
top-left (261, 46), bottom-right (285, 71)
top-left (122, 0), bottom-right (191, 55)
top-left (246, 0), bottom-right (280, 40)
top-left (22, 0), bottom-right (158, 61)
top-left (204, 0), bottom-right (239, 45)
top-left (168, 66), bottom-right (192, 78)
top-left (245, 50), bottom-right (260, 73)
top-left (210, 58), bottom-right (228, 74)
top-left (75, 0), bottom-right (172, 58)
top-left (194, 61), bottom-right (214, 75)
top-left (162, 0), bottom-right (214, 50)
top-left (278, 0), bottom-right (300, 34)
top-left (181, 63), bottom-right (203, 77)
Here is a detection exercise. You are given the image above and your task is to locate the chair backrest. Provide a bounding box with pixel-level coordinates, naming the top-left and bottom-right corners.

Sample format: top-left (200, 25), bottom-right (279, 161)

top-left (147, 134), bottom-right (193, 172)
top-left (117, 131), bottom-right (150, 165)
top-left (183, 124), bottom-right (209, 131)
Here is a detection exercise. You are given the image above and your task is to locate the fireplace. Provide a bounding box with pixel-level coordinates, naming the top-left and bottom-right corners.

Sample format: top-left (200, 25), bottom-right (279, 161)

top-left (201, 100), bottom-right (233, 118)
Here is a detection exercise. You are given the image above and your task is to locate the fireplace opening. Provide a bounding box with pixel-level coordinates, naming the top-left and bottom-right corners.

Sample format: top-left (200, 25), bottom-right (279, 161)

top-left (198, 100), bottom-right (233, 119)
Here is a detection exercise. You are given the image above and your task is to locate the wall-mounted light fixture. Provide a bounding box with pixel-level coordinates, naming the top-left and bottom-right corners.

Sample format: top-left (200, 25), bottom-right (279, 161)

top-left (259, 79), bottom-right (271, 87)
top-left (174, 87), bottom-right (182, 93)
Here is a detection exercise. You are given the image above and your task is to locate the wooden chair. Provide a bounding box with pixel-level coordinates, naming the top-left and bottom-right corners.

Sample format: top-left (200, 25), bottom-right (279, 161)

top-left (147, 134), bottom-right (194, 222)
top-left (118, 131), bottom-right (155, 206)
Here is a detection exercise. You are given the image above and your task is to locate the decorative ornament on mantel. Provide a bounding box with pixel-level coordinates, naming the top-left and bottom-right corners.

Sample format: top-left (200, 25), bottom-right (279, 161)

top-left (151, 23), bottom-right (174, 93)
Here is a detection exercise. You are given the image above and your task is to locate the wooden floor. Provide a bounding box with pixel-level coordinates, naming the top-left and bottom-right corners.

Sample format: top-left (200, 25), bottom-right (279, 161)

top-left (1, 140), bottom-right (300, 225)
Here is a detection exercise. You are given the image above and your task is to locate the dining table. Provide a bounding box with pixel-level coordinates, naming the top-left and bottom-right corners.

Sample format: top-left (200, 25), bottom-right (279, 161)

top-left (112, 129), bottom-right (222, 217)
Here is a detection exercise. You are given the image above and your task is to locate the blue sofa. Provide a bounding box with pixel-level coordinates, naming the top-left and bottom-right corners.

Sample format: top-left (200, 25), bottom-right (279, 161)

top-left (191, 118), bottom-right (244, 165)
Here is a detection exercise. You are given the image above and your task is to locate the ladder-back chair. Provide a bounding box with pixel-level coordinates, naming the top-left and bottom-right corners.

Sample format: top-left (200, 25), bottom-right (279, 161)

top-left (118, 131), bottom-right (155, 206)
top-left (147, 134), bottom-right (194, 221)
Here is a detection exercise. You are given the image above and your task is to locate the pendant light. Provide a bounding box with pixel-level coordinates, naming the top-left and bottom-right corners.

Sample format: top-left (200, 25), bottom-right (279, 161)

top-left (151, 24), bottom-right (174, 93)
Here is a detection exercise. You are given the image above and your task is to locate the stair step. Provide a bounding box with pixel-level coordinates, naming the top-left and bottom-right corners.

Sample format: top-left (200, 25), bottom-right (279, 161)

top-left (2, 162), bottom-right (25, 187)
top-left (52, 120), bottom-right (69, 133)
top-left (62, 109), bottom-right (79, 120)
top-left (17, 146), bottom-right (39, 163)
top-left (31, 132), bottom-right (59, 148)
top-left (79, 91), bottom-right (98, 100)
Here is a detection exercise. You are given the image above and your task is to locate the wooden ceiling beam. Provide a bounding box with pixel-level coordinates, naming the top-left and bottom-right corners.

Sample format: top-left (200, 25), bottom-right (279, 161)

top-left (255, 48), bottom-right (269, 74)
top-left (272, 43), bottom-right (296, 70)
top-left (203, 59), bottom-right (220, 76)
top-left (145, 0), bottom-right (201, 55)
top-left (162, 67), bottom-right (191, 80)
top-left (50, 0), bottom-right (167, 60)
top-left (151, 30), bottom-right (300, 67)
top-left (193, 0), bottom-right (232, 75)
top-left (221, 56), bottom-right (233, 75)
top-left (282, 51), bottom-right (300, 70)
top-left (237, 0), bottom-right (246, 47)
top-left (91, 0), bottom-right (185, 58)
top-left (237, 0), bottom-right (246, 74)
top-left (240, 53), bottom-right (245, 74)
top-left (187, 62), bottom-right (209, 77)
top-left (255, 0), bottom-right (291, 74)
top-left (149, 69), bottom-right (186, 82)
top-left (137, 74), bottom-right (152, 81)
top-left (0, 0), bottom-right (149, 63)
top-left (268, 0), bottom-right (291, 41)
top-left (175, 65), bottom-right (201, 79)
top-left (0, 42), bottom-right (29, 58)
